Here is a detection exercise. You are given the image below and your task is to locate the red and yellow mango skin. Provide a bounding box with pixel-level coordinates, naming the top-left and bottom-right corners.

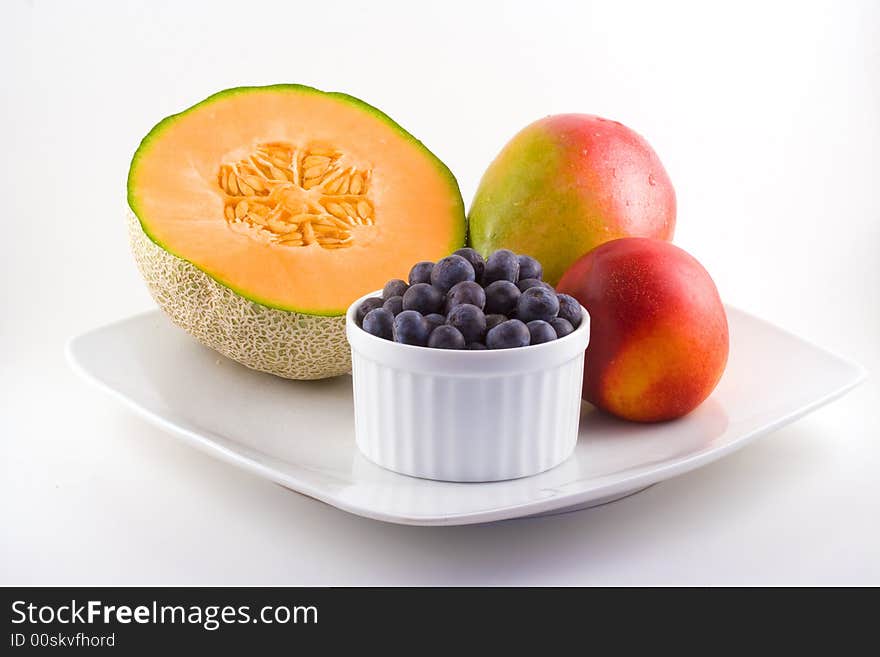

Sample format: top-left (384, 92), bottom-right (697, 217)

top-left (557, 238), bottom-right (728, 423)
top-left (469, 114), bottom-right (676, 284)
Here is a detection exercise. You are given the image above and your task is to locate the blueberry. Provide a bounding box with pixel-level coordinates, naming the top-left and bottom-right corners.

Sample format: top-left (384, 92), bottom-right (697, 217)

top-left (424, 313), bottom-right (446, 333)
top-left (557, 294), bottom-right (582, 328)
top-left (527, 320), bottom-right (557, 345)
top-left (483, 249), bottom-right (520, 285)
top-left (446, 280), bottom-right (486, 311)
top-left (393, 310), bottom-right (430, 346)
top-left (408, 261), bottom-right (434, 285)
top-left (383, 295), bottom-right (404, 316)
top-left (402, 283), bottom-right (444, 314)
top-left (486, 319), bottom-right (530, 350)
top-left (453, 247), bottom-right (486, 282)
top-left (484, 280), bottom-right (521, 315)
top-left (517, 254), bottom-right (543, 281)
top-left (355, 297), bottom-right (384, 326)
top-left (466, 342), bottom-right (487, 350)
top-left (485, 313), bottom-right (508, 331)
top-left (362, 308), bottom-right (394, 340)
top-left (382, 279), bottom-right (408, 300)
top-left (446, 303), bottom-right (486, 344)
top-left (550, 317), bottom-right (575, 338)
top-left (516, 278), bottom-right (553, 293)
top-left (427, 325), bottom-right (466, 350)
top-left (517, 286), bottom-right (560, 323)
top-left (430, 254), bottom-right (475, 293)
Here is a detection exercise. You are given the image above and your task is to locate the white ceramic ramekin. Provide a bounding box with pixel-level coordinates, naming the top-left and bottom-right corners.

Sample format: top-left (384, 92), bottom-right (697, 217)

top-left (345, 291), bottom-right (590, 482)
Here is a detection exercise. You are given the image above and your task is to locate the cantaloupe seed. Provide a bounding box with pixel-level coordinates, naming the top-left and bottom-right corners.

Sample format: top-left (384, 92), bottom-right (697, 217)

top-left (128, 212), bottom-right (351, 380)
top-left (217, 142), bottom-right (373, 249)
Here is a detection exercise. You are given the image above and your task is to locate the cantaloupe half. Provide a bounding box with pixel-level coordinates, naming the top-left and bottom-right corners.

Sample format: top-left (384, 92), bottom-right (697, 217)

top-left (128, 85), bottom-right (465, 379)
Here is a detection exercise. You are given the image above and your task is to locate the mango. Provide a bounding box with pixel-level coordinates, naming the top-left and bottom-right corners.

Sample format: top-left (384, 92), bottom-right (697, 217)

top-left (557, 238), bottom-right (728, 422)
top-left (469, 114), bottom-right (676, 284)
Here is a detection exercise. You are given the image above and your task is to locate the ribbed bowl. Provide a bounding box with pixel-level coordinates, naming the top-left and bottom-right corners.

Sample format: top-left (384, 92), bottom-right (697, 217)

top-left (345, 291), bottom-right (591, 482)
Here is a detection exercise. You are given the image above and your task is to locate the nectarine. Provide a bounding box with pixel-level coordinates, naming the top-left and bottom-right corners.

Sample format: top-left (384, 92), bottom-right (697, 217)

top-left (557, 238), bottom-right (728, 422)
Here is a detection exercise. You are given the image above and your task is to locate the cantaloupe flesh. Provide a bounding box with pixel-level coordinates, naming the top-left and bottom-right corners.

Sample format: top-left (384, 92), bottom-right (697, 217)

top-left (128, 86), bottom-right (465, 315)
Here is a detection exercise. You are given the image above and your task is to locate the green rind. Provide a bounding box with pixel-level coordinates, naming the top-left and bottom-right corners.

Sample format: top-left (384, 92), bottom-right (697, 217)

top-left (127, 84), bottom-right (466, 316)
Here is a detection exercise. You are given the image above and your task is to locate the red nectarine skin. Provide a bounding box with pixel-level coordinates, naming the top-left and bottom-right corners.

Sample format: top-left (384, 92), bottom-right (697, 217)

top-left (469, 114), bottom-right (676, 284)
top-left (557, 238), bottom-right (729, 422)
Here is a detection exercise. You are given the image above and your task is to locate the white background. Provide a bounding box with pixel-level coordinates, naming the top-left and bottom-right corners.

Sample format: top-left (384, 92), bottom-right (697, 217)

top-left (3, 0), bottom-right (878, 584)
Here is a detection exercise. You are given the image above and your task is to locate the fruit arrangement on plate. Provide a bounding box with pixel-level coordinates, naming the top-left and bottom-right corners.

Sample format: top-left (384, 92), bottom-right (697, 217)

top-left (127, 84), bottom-right (729, 480)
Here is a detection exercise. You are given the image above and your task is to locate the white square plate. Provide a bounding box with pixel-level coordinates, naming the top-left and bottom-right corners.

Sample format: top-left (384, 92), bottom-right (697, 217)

top-left (67, 308), bottom-right (864, 525)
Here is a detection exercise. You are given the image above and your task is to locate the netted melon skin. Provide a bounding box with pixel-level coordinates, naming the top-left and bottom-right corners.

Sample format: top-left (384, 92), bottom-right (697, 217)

top-left (128, 213), bottom-right (351, 380)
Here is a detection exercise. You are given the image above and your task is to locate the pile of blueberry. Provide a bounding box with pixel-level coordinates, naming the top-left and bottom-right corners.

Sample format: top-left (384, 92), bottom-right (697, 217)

top-left (355, 248), bottom-right (583, 349)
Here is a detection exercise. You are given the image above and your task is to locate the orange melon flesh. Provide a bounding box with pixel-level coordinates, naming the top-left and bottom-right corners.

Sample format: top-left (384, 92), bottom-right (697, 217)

top-left (128, 85), bottom-right (465, 315)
